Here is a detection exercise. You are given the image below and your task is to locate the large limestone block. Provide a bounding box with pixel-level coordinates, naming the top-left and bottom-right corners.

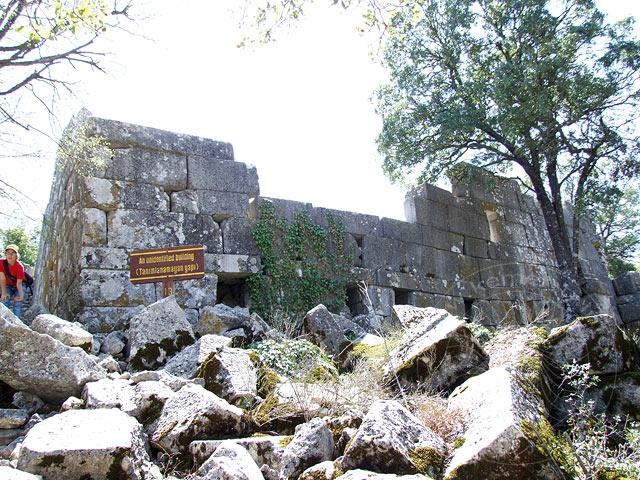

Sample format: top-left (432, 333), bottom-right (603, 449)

top-left (107, 209), bottom-right (223, 252)
top-left (79, 269), bottom-right (156, 308)
top-left (80, 246), bottom-right (129, 269)
top-left (196, 440), bottom-right (265, 480)
top-left (206, 253), bottom-right (261, 276)
top-left (151, 383), bottom-right (245, 454)
top-left (31, 314), bottom-right (93, 353)
top-left (303, 304), bottom-right (351, 362)
top-left (76, 305), bottom-right (146, 334)
top-left (16, 408), bottom-right (151, 480)
top-left (613, 271), bottom-right (640, 296)
top-left (221, 217), bottom-right (260, 255)
top-left (126, 296), bottom-right (196, 371)
top-left (163, 334), bottom-right (232, 379)
top-left (87, 115), bottom-right (234, 160)
top-left (172, 190), bottom-right (251, 219)
top-left (0, 304), bottom-right (105, 404)
top-left (153, 275), bottom-right (218, 310)
top-left (405, 196), bottom-right (448, 229)
top-left (385, 307), bottom-right (489, 393)
top-left (82, 208), bottom-right (107, 245)
top-left (198, 304), bottom-right (272, 342)
top-left (445, 367), bottom-right (562, 480)
top-left (82, 377), bottom-right (174, 427)
top-left (104, 147), bottom-right (188, 189)
top-left (341, 400), bottom-right (445, 478)
top-left (545, 315), bottom-right (640, 375)
top-left (190, 436), bottom-right (287, 470)
top-left (197, 347), bottom-right (258, 406)
top-left (280, 417), bottom-right (334, 480)
top-left (188, 156), bottom-right (259, 195)
top-left (83, 177), bottom-right (170, 212)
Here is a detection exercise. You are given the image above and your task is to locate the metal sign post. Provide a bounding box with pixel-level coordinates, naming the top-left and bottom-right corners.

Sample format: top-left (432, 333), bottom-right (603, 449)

top-left (129, 245), bottom-right (205, 297)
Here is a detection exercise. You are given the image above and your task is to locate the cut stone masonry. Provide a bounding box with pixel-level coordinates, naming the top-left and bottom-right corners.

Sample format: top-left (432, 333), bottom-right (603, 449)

top-left (35, 111), bottom-right (619, 332)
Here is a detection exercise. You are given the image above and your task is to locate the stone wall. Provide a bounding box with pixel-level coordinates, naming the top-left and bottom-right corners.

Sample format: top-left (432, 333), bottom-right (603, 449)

top-left (614, 271), bottom-right (640, 327)
top-left (35, 112), bottom-right (618, 332)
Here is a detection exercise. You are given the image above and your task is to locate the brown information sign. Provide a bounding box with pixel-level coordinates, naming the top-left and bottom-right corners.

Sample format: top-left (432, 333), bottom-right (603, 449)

top-left (130, 245), bottom-right (205, 297)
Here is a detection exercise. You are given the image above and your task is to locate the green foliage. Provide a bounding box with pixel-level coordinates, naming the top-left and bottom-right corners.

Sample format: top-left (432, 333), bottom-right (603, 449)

top-left (248, 200), bottom-right (353, 326)
top-left (0, 227), bottom-right (39, 266)
top-left (250, 338), bottom-right (337, 378)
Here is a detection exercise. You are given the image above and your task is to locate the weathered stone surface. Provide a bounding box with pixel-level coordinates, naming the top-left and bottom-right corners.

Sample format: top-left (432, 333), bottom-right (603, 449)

top-left (335, 471), bottom-right (434, 480)
top-left (222, 217), bottom-right (260, 255)
top-left (80, 269), bottom-right (156, 308)
top-left (197, 304), bottom-right (272, 342)
top-left (153, 275), bottom-right (218, 310)
top-left (545, 315), bottom-right (640, 375)
top-left (299, 461), bottom-right (342, 480)
top-left (129, 369), bottom-right (203, 392)
top-left (76, 305), bottom-right (146, 334)
top-left (163, 334), bottom-right (231, 379)
top-left (30, 314), bottom-right (93, 353)
top-left (280, 417), bottom-right (334, 480)
top-left (196, 440), bottom-right (264, 480)
top-left (107, 209), bottom-right (222, 252)
top-left (613, 271), bottom-right (640, 296)
top-left (103, 147), bottom-right (189, 189)
top-left (445, 367), bottom-right (561, 480)
top-left (188, 156), bottom-right (259, 195)
top-left (84, 177), bottom-right (170, 212)
top-left (82, 378), bottom-right (173, 426)
top-left (0, 409), bottom-right (29, 429)
top-left (87, 115), bottom-right (234, 160)
top-left (0, 466), bottom-right (43, 479)
top-left (80, 246), bottom-right (130, 269)
top-left (385, 307), bottom-right (489, 393)
top-left (303, 305), bottom-right (351, 362)
top-left (586, 372), bottom-right (640, 421)
top-left (16, 408), bottom-right (151, 480)
top-left (12, 393), bottom-right (44, 416)
top-left (126, 296), bottom-right (196, 372)
top-left (0, 305), bottom-right (105, 404)
top-left (190, 436), bottom-right (287, 470)
top-left (151, 383), bottom-right (245, 454)
top-left (173, 190), bottom-right (251, 219)
top-left (197, 347), bottom-right (257, 406)
top-left (101, 330), bottom-right (126, 355)
top-left (341, 400), bottom-right (445, 477)
top-left (82, 208), bottom-right (107, 245)
top-left (206, 253), bottom-right (260, 276)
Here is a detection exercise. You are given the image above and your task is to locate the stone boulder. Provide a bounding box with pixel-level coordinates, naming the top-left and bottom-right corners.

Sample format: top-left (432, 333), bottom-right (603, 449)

top-left (101, 331), bottom-right (126, 356)
top-left (163, 334), bottom-right (231, 379)
top-left (341, 400), bottom-right (445, 478)
top-left (195, 440), bottom-right (264, 480)
top-left (190, 436), bottom-right (288, 470)
top-left (82, 377), bottom-right (174, 427)
top-left (198, 305), bottom-right (274, 343)
top-left (126, 296), bottom-right (196, 371)
top-left (384, 307), bottom-right (489, 393)
top-left (303, 305), bottom-right (351, 363)
top-left (336, 471), bottom-right (434, 480)
top-left (30, 314), bottom-right (93, 353)
top-left (279, 417), bottom-right (334, 480)
top-left (0, 304), bottom-right (105, 404)
top-left (445, 367), bottom-right (562, 480)
top-left (299, 461), bottom-right (342, 480)
top-left (150, 383), bottom-right (246, 454)
top-left (196, 347), bottom-right (258, 407)
top-left (545, 315), bottom-right (640, 375)
top-left (16, 408), bottom-right (154, 480)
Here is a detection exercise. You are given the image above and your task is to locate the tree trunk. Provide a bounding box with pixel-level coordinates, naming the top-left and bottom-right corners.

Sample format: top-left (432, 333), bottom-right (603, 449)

top-left (529, 175), bottom-right (582, 320)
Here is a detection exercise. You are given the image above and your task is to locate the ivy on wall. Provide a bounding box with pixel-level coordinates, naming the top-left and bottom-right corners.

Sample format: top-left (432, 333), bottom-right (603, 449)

top-left (248, 200), bottom-right (354, 325)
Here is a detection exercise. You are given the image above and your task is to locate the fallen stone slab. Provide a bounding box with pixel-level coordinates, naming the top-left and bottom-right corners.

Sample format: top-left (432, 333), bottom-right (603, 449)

top-left (126, 295), bottom-right (196, 371)
top-left (151, 383), bottom-right (246, 454)
top-left (445, 367), bottom-right (563, 480)
top-left (341, 400), bottom-right (445, 478)
top-left (30, 314), bottom-right (93, 353)
top-left (303, 305), bottom-right (352, 363)
top-left (197, 347), bottom-right (257, 407)
top-left (0, 409), bottom-right (29, 429)
top-left (0, 304), bottom-right (106, 404)
top-left (545, 315), bottom-right (640, 375)
top-left (190, 435), bottom-right (288, 469)
top-left (384, 307), bottom-right (489, 393)
top-left (280, 417), bottom-right (334, 480)
top-left (163, 334), bottom-right (232, 379)
top-left (195, 440), bottom-right (264, 480)
top-left (16, 408), bottom-right (153, 480)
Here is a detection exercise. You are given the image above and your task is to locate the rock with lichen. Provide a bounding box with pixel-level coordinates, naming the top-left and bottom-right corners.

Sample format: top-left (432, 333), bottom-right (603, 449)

top-left (163, 334), bottom-right (232, 379)
top-left (126, 295), bottom-right (196, 372)
top-left (279, 417), bottom-right (335, 480)
top-left (303, 305), bottom-right (353, 364)
top-left (150, 383), bottom-right (245, 454)
top-left (30, 314), bottom-right (93, 353)
top-left (544, 314), bottom-right (640, 375)
top-left (16, 408), bottom-right (157, 480)
top-left (190, 436), bottom-right (288, 471)
top-left (195, 440), bottom-right (265, 480)
top-left (341, 400), bottom-right (445, 478)
top-left (384, 307), bottom-right (489, 393)
top-left (444, 367), bottom-right (563, 480)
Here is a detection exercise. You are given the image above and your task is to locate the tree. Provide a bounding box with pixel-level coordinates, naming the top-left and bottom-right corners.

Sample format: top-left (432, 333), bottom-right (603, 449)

top-left (583, 182), bottom-right (639, 277)
top-left (375, 0), bottom-right (640, 318)
top-left (0, 0), bottom-right (133, 128)
top-left (0, 226), bottom-right (39, 265)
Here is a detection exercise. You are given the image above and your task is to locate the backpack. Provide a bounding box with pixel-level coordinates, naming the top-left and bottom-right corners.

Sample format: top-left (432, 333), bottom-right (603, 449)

top-left (3, 259), bottom-right (34, 295)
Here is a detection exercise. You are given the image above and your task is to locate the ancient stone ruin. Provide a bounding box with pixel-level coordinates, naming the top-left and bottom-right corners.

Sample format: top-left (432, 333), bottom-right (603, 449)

top-left (35, 111), bottom-right (620, 332)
